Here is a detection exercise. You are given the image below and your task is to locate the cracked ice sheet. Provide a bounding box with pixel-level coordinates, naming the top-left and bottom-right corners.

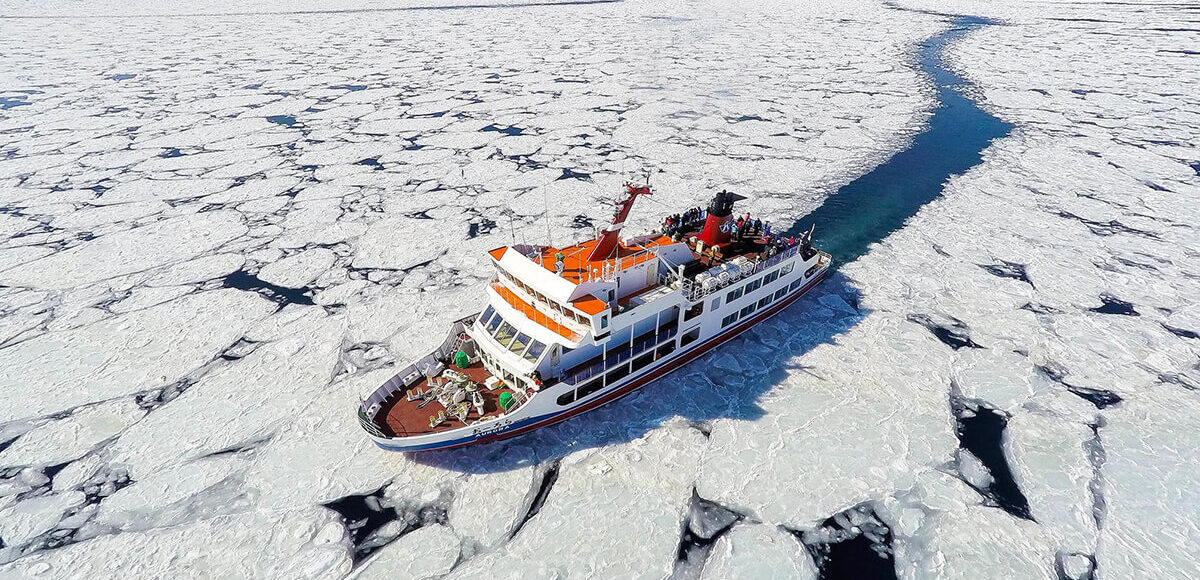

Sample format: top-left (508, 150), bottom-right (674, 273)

top-left (700, 524), bottom-right (817, 580)
top-left (695, 312), bottom-right (960, 527)
top-left (0, 289), bottom-right (275, 424)
top-left (1098, 387), bottom-right (1200, 580)
top-left (0, 507), bottom-right (352, 580)
top-left (879, 470), bottom-right (1058, 580)
top-left (447, 421), bottom-right (706, 580)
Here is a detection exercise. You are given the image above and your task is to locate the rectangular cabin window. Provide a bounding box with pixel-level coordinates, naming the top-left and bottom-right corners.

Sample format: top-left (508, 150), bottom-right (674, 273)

top-left (631, 351), bottom-right (655, 373)
top-left (727, 287), bottom-right (744, 302)
top-left (606, 362), bottom-right (631, 384)
top-left (722, 313), bottom-right (738, 327)
top-left (745, 278), bottom-right (762, 293)
top-left (578, 377), bottom-right (605, 400)
top-left (684, 302), bottom-right (704, 321)
top-left (632, 331), bottom-right (656, 355)
top-left (712, 296), bottom-right (721, 311)
top-left (508, 332), bottom-right (531, 355)
top-left (680, 326), bottom-right (701, 347)
top-left (600, 315), bottom-right (609, 329)
top-left (740, 304), bottom-right (755, 318)
top-left (790, 278), bottom-right (804, 291)
top-left (658, 306), bottom-right (679, 330)
top-left (523, 340), bottom-right (545, 363)
top-left (764, 270), bottom-right (779, 285)
top-left (774, 288), bottom-right (788, 301)
top-left (781, 262), bottom-right (794, 276)
top-left (757, 296), bottom-right (771, 310)
top-left (485, 312), bottom-right (503, 335)
top-left (633, 316), bottom-right (656, 339)
top-left (480, 305), bottom-right (495, 326)
top-left (656, 341), bottom-right (676, 359)
top-left (493, 321), bottom-right (518, 348)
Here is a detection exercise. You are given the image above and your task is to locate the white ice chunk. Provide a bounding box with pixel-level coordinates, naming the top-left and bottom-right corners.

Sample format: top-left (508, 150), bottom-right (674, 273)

top-left (1004, 412), bottom-right (1097, 556)
top-left (106, 310), bottom-right (345, 477)
top-left (447, 448), bottom-right (544, 550)
top-left (0, 399), bottom-right (144, 468)
top-left (355, 524), bottom-right (460, 580)
top-left (700, 524), bottom-right (817, 580)
top-left (0, 506), bottom-right (350, 580)
top-left (352, 217), bottom-right (467, 271)
top-left (0, 491), bottom-right (85, 549)
top-left (0, 289), bottom-right (274, 423)
top-left (1097, 388), bottom-right (1200, 580)
top-left (447, 422), bottom-right (705, 579)
top-left (951, 347), bottom-right (1050, 412)
top-left (144, 253), bottom-right (246, 287)
top-left (697, 316), bottom-right (957, 527)
top-left (257, 248), bottom-right (336, 289)
top-left (0, 211), bottom-right (248, 290)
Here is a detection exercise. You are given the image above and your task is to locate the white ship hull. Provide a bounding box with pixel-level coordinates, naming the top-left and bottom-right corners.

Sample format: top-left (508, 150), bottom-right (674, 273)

top-left (362, 251), bottom-right (830, 453)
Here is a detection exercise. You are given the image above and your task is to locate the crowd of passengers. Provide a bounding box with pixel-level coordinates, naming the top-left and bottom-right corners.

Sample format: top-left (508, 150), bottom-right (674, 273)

top-left (662, 210), bottom-right (806, 263)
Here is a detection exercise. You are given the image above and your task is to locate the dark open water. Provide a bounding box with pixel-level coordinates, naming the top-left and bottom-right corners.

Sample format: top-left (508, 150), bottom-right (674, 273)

top-left (784, 16), bottom-right (1013, 267)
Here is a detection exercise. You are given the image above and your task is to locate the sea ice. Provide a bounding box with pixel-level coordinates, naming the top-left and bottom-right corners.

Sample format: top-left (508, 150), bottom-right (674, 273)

top-left (699, 524), bottom-right (817, 580)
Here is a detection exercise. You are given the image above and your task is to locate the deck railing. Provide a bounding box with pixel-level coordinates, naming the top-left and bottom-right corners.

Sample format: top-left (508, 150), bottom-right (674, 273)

top-left (358, 314), bottom-right (478, 435)
top-left (680, 244), bottom-right (801, 302)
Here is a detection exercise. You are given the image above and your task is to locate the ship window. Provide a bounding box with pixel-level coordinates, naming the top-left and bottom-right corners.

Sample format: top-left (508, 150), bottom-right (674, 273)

top-left (740, 304), bottom-right (755, 318)
top-left (680, 326), bottom-right (701, 347)
top-left (508, 332), bottom-right (531, 354)
top-left (480, 305), bottom-right (495, 325)
top-left (781, 262), bottom-right (794, 276)
top-left (493, 321), bottom-right (517, 347)
top-left (757, 296), bottom-right (771, 309)
top-left (790, 278), bottom-right (804, 291)
top-left (727, 287), bottom-right (744, 302)
top-left (522, 340), bottom-right (545, 363)
top-left (684, 302), bottom-right (704, 321)
top-left (557, 389), bottom-right (575, 406)
top-left (485, 312), bottom-right (503, 334)
top-left (600, 315), bottom-right (609, 329)
top-left (746, 278), bottom-right (762, 293)
top-left (656, 341), bottom-right (676, 359)
top-left (631, 351), bottom-right (654, 372)
top-left (774, 288), bottom-right (788, 300)
top-left (633, 316), bottom-right (656, 338)
top-left (722, 313), bottom-right (738, 327)
top-left (712, 296), bottom-right (721, 311)
top-left (578, 377), bottom-right (605, 400)
top-left (764, 270), bottom-right (779, 285)
top-left (658, 306), bottom-right (679, 330)
top-left (606, 362), bottom-right (631, 384)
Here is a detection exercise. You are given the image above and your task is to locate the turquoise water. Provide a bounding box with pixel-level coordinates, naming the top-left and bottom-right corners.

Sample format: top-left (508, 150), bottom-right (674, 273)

top-left (784, 17), bottom-right (1013, 266)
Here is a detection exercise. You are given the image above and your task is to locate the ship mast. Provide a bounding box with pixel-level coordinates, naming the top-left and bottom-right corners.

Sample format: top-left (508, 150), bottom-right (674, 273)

top-left (587, 182), bottom-right (651, 262)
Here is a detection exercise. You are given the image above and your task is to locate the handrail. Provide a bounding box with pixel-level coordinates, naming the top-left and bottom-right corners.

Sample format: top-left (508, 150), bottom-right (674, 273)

top-left (680, 245), bottom-right (802, 302)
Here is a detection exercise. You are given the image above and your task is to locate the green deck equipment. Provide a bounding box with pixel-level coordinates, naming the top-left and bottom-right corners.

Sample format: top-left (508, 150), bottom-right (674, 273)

top-left (454, 351), bottom-right (469, 369)
top-left (498, 391), bottom-right (513, 410)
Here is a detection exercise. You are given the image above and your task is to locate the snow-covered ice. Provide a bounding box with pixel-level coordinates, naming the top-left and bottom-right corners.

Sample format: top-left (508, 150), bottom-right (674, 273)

top-left (0, 0), bottom-right (1196, 577)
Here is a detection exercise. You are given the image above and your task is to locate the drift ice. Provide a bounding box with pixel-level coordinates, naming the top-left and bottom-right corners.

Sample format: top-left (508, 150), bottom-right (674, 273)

top-left (358, 183), bottom-right (830, 452)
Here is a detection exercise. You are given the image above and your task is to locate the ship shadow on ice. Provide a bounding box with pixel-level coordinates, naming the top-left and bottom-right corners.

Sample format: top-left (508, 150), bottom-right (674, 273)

top-left (413, 272), bottom-right (868, 473)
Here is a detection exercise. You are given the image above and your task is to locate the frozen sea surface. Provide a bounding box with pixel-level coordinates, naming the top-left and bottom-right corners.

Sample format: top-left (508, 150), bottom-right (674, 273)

top-left (0, 0), bottom-right (1197, 578)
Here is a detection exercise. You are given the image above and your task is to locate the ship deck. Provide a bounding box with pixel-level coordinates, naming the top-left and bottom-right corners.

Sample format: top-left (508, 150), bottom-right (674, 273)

top-left (375, 361), bottom-right (521, 437)
top-left (672, 223), bottom-right (777, 272)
